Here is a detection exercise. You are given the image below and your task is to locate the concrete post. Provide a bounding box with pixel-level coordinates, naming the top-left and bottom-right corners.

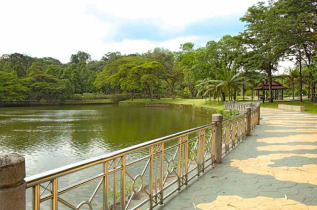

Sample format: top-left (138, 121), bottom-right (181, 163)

top-left (246, 107), bottom-right (252, 136)
top-left (212, 114), bottom-right (223, 164)
top-left (0, 153), bottom-right (26, 210)
top-left (257, 106), bottom-right (260, 125)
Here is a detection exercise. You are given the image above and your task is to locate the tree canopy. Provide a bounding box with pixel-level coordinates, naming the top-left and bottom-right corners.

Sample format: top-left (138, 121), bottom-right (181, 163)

top-left (0, 0), bottom-right (315, 103)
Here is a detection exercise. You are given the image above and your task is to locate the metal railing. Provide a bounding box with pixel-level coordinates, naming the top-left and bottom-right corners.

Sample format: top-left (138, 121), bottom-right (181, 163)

top-left (25, 102), bottom-right (260, 210)
top-left (225, 101), bottom-right (259, 112)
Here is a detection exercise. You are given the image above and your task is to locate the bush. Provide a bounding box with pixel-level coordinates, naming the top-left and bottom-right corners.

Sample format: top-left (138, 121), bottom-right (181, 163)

top-left (111, 94), bottom-right (129, 103)
top-left (219, 109), bottom-right (239, 119)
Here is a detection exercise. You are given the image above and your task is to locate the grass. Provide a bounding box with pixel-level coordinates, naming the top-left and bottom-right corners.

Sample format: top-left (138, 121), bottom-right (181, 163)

top-left (120, 98), bottom-right (225, 110)
top-left (121, 97), bottom-right (317, 114)
top-left (260, 100), bottom-right (317, 114)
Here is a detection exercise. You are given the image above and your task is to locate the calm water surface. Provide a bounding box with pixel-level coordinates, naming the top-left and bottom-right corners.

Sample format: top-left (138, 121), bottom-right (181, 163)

top-left (0, 105), bottom-right (208, 176)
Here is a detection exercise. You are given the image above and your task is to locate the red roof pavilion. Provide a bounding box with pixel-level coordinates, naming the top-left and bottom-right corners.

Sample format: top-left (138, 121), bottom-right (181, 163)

top-left (254, 81), bottom-right (288, 100)
top-left (254, 81), bottom-right (288, 90)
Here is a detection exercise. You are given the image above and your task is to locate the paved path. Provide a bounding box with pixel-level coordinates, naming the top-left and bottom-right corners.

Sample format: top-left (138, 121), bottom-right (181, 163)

top-left (158, 108), bottom-right (317, 210)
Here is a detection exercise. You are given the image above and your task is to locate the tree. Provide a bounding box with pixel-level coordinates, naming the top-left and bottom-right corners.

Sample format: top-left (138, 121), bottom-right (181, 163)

top-left (0, 72), bottom-right (29, 101)
top-left (196, 78), bottom-right (219, 103)
top-left (102, 52), bottom-right (122, 62)
top-left (45, 64), bottom-right (62, 78)
top-left (197, 66), bottom-right (244, 102)
top-left (1, 53), bottom-right (34, 71)
top-left (27, 62), bottom-right (43, 76)
top-left (243, 70), bottom-right (265, 101)
top-left (284, 67), bottom-right (299, 99)
top-left (71, 66), bottom-right (83, 94)
top-left (70, 51), bottom-right (91, 63)
top-left (94, 56), bottom-right (142, 94)
top-left (145, 48), bottom-right (183, 98)
top-left (23, 73), bottom-right (65, 101)
top-left (114, 58), bottom-right (144, 99)
top-left (138, 61), bottom-right (164, 101)
top-left (176, 44), bottom-right (197, 97)
top-left (13, 61), bottom-right (27, 77)
top-left (272, 0), bottom-right (317, 102)
top-left (240, 2), bottom-right (285, 103)
top-left (180, 42), bottom-right (194, 52)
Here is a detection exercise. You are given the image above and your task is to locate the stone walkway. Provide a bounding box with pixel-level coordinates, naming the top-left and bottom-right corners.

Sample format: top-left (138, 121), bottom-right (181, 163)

top-left (158, 108), bottom-right (317, 210)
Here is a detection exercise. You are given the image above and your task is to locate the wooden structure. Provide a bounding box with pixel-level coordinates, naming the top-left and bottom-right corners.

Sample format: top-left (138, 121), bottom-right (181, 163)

top-left (254, 81), bottom-right (288, 101)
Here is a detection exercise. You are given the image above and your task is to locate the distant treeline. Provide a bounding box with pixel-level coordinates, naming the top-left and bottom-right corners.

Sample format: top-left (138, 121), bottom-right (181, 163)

top-left (0, 0), bottom-right (316, 103)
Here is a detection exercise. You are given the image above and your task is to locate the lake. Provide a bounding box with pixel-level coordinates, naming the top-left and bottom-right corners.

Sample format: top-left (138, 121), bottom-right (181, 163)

top-left (0, 104), bottom-right (209, 177)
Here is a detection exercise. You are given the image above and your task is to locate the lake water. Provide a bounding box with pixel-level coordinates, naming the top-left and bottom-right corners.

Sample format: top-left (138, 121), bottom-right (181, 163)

top-left (0, 104), bottom-right (209, 177)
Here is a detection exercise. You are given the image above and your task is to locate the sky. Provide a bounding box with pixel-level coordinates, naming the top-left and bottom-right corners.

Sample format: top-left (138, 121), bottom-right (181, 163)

top-left (0, 0), bottom-right (262, 63)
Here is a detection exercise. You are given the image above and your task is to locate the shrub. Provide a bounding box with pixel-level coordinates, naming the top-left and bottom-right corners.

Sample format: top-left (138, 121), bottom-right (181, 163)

top-left (111, 94), bottom-right (129, 103)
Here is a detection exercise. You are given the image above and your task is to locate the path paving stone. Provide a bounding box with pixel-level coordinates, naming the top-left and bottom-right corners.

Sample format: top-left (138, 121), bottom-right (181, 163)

top-left (157, 108), bottom-right (317, 210)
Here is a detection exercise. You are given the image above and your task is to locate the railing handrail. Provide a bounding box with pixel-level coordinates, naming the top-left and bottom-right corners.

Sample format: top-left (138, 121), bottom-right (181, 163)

top-left (25, 122), bottom-right (214, 187)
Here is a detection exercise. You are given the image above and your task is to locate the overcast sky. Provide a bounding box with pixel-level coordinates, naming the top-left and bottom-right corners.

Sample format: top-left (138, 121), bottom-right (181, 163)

top-left (0, 0), bottom-right (263, 63)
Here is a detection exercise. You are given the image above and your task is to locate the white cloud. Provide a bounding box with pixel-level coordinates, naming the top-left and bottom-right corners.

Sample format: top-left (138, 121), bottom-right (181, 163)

top-left (87, 0), bottom-right (259, 31)
top-left (0, 0), bottom-right (260, 63)
top-left (103, 35), bottom-right (202, 55)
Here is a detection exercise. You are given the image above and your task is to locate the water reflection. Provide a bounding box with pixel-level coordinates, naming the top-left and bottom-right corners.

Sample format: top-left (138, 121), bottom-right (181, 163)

top-left (0, 105), bottom-right (208, 176)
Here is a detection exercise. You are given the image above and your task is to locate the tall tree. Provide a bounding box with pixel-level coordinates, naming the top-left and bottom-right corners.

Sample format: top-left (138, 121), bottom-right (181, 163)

top-left (273, 0), bottom-right (317, 101)
top-left (145, 48), bottom-right (183, 98)
top-left (241, 2), bottom-right (285, 103)
top-left (176, 43), bottom-right (197, 97)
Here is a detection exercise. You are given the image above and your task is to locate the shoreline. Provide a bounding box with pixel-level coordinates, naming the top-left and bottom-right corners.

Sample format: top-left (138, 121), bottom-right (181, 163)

top-left (0, 99), bottom-right (114, 107)
top-left (119, 99), bottom-right (221, 117)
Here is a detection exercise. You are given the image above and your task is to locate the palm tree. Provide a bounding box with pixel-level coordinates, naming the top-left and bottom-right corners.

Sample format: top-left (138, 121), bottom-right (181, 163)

top-left (196, 79), bottom-right (220, 103)
top-left (196, 66), bottom-right (244, 102)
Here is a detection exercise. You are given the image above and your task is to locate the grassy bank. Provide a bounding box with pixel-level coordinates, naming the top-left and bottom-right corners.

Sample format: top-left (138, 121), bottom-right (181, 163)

top-left (120, 98), bottom-right (225, 110)
top-left (260, 100), bottom-right (317, 114)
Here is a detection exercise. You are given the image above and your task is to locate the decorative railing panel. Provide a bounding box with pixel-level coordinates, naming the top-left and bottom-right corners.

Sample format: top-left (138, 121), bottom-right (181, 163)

top-left (221, 113), bottom-right (248, 157)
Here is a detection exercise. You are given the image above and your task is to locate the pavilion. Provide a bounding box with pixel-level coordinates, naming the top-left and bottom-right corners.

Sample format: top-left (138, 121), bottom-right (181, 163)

top-left (254, 81), bottom-right (288, 101)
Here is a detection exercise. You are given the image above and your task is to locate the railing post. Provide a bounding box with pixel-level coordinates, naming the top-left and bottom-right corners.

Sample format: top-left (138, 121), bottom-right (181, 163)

top-left (149, 146), bottom-right (154, 210)
top-left (121, 156), bottom-right (126, 210)
top-left (257, 106), bottom-right (260, 125)
top-left (246, 107), bottom-right (252, 136)
top-left (0, 153), bottom-right (26, 210)
top-left (212, 114), bottom-right (223, 164)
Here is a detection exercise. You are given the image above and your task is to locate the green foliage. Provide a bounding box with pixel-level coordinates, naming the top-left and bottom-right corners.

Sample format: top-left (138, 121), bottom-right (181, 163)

top-left (22, 72), bottom-right (66, 101)
top-left (94, 56), bottom-right (164, 100)
top-left (0, 0), bottom-right (314, 104)
top-left (45, 64), bottom-right (62, 77)
top-left (196, 67), bottom-right (244, 102)
top-left (102, 52), bottom-right (122, 62)
top-left (27, 62), bottom-right (43, 76)
top-left (178, 87), bottom-right (191, 99)
top-left (70, 51), bottom-right (91, 63)
top-left (0, 72), bottom-right (30, 101)
top-left (180, 42), bottom-right (194, 52)
top-left (219, 109), bottom-right (239, 119)
top-left (111, 94), bottom-right (129, 103)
